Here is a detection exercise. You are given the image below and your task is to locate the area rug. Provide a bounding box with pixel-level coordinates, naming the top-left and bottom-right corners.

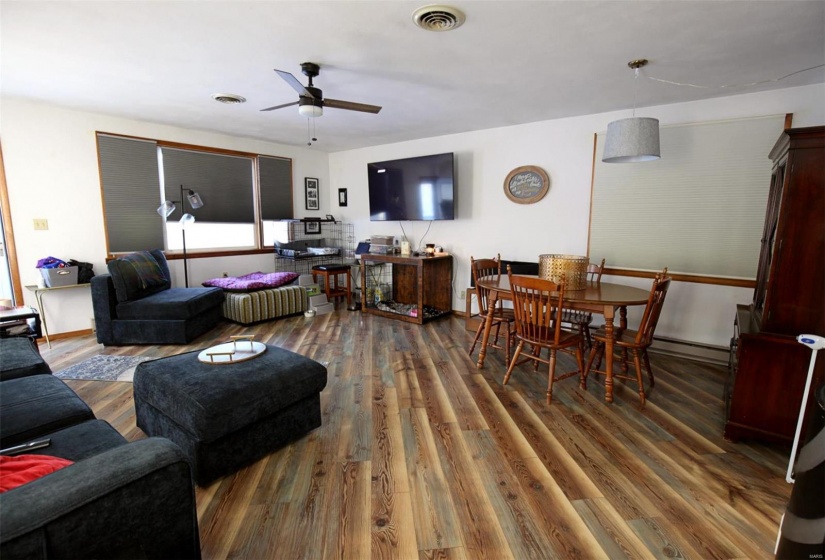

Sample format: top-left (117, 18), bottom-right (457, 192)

top-left (54, 355), bottom-right (155, 382)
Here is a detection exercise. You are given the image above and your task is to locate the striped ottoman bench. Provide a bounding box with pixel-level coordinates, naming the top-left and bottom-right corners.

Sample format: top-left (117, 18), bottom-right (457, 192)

top-left (222, 285), bottom-right (308, 324)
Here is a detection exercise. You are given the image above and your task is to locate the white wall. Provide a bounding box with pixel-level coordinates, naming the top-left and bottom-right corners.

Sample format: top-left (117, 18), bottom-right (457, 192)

top-left (1, 98), bottom-right (330, 335)
top-left (3, 84), bottom-right (822, 343)
top-left (328, 83), bottom-right (825, 347)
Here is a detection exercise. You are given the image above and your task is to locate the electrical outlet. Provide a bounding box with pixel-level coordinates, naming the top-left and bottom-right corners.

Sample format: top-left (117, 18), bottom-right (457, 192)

top-left (459, 289), bottom-right (466, 299)
top-left (90, 317), bottom-right (96, 331)
top-left (33, 219), bottom-right (49, 231)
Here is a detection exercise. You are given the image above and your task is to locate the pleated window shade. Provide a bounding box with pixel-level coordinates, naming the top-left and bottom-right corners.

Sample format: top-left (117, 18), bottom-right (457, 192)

top-left (589, 115), bottom-right (786, 279)
top-left (160, 147), bottom-right (254, 223)
top-left (97, 134), bottom-right (163, 253)
top-left (259, 155), bottom-right (293, 220)
top-left (98, 133), bottom-right (295, 254)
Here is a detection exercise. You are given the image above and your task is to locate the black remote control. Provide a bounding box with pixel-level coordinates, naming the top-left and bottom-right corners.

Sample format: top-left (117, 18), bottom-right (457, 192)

top-left (0, 439), bottom-right (51, 456)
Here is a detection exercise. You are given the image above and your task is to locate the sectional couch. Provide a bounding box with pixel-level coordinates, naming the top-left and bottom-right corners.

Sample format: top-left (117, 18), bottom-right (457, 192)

top-left (0, 338), bottom-right (201, 559)
top-left (92, 249), bottom-right (224, 345)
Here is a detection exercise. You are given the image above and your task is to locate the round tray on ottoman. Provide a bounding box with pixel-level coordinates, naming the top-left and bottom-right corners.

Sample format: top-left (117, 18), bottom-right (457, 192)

top-left (133, 345), bottom-right (328, 486)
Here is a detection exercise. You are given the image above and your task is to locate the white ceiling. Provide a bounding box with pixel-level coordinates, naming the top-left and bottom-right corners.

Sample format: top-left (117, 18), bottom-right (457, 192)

top-left (2, 1), bottom-right (823, 153)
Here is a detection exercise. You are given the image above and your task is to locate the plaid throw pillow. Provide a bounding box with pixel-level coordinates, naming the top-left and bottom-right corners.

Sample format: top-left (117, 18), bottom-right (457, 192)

top-left (121, 251), bottom-right (167, 290)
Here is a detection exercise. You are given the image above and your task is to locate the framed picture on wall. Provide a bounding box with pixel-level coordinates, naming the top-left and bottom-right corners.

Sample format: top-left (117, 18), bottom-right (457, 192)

top-left (338, 188), bottom-right (348, 207)
top-left (304, 219), bottom-right (321, 234)
top-left (305, 178), bottom-right (319, 210)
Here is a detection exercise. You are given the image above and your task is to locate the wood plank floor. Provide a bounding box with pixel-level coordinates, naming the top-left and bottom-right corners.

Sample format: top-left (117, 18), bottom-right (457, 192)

top-left (41, 311), bottom-right (792, 559)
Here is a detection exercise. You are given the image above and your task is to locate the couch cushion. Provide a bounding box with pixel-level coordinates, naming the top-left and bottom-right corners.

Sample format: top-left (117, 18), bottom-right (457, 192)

top-left (0, 375), bottom-right (95, 447)
top-left (133, 346), bottom-right (327, 442)
top-left (0, 338), bottom-right (51, 381)
top-left (202, 271), bottom-right (299, 292)
top-left (9, 419), bottom-right (127, 463)
top-left (108, 249), bottom-right (171, 303)
top-left (116, 287), bottom-right (224, 321)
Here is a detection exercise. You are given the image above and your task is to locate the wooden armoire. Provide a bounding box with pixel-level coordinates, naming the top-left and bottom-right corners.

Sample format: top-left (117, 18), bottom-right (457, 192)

top-left (725, 126), bottom-right (825, 445)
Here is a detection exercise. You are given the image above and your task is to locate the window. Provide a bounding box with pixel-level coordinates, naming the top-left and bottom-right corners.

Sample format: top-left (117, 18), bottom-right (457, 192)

top-left (160, 147), bottom-right (255, 251)
top-left (96, 133), bottom-right (293, 254)
top-left (589, 114), bottom-right (785, 280)
top-left (97, 135), bottom-right (163, 253)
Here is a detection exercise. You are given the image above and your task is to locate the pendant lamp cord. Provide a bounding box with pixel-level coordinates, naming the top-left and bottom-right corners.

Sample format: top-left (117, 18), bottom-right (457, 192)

top-left (632, 67), bottom-right (640, 117)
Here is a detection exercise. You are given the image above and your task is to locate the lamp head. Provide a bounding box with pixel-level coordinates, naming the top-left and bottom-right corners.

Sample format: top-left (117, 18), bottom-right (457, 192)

top-left (186, 190), bottom-right (204, 209)
top-left (602, 117), bottom-right (661, 163)
top-left (179, 213), bottom-right (196, 229)
top-left (157, 200), bottom-right (176, 218)
top-left (602, 58), bottom-right (660, 163)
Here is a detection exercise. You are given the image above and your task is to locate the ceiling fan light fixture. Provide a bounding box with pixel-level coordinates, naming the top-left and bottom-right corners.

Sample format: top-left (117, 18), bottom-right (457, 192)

top-left (412, 5), bottom-right (466, 31)
top-left (211, 93), bottom-right (246, 104)
top-left (299, 104), bottom-right (323, 118)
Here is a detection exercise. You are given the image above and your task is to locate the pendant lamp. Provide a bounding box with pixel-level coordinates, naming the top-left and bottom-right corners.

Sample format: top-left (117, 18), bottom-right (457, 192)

top-left (602, 59), bottom-right (661, 163)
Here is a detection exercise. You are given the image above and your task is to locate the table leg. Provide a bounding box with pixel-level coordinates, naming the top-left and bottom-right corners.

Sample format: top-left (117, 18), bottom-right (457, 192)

top-left (619, 305), bottom-right (628, 373)
top-left (476, 290), bottom-right (498, 369)
top-left (603, 306), bottom-right (615, 403)
top-left (34, 289), bottom-right (51, 349)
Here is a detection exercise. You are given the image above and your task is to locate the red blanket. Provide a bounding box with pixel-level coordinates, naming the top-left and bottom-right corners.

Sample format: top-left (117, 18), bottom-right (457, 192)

top-left (0, 454), bottom-right (73, 493)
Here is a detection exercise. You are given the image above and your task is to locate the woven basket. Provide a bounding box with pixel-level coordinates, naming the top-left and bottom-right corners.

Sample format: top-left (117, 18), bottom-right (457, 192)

top-left (538, 254), bottom-right (588, 290)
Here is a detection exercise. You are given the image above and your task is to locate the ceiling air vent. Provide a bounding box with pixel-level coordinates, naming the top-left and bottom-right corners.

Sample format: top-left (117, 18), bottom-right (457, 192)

top-left (412, 5), bottom-right (466, 31)
top-left (211, 93), bottom-right (246, 104)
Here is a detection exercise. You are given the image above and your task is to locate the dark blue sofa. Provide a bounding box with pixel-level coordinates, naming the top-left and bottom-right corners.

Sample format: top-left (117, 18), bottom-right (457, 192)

top-left (92, 249), bottom-right (224, 346)
top-left (0, 343), bottom-right (201, 559)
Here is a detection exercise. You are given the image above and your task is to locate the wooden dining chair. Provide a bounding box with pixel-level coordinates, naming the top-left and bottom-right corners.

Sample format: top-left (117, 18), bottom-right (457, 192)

top-left (468, 255), bottom-right (515, 367)
top-left (582, 270), bottom-right (672, 405)
top-left (560, 258), bottom-right (605, 347)
top-left (503, 267), bottom-right (586, 404)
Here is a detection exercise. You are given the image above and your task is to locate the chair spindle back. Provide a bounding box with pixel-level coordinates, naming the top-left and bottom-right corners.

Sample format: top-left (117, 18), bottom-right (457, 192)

top-left (507, 266), bottom-right (566, 346)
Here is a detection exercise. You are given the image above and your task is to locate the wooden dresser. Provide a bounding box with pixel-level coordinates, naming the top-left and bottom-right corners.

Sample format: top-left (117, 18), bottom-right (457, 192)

top-left (725, 126), bottom-right (825, 445)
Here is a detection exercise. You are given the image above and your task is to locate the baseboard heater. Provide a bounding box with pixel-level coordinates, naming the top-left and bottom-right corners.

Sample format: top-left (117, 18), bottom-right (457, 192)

top-left (650, 335), bottom-right (729, 366)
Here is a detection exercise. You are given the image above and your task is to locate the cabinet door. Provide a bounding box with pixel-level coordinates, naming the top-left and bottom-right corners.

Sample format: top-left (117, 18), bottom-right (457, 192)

top-left (762, 147), bottom-right (825, 335)
top-left (727, 333), bottom-right (825, 443)
top-left (752, 163), bottom-right (785, 320)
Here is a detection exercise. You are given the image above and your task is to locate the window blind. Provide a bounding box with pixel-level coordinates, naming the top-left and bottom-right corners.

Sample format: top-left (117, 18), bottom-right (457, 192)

top-left (160, 148), bottom-right (254, 223)
top-left (97, 134), bottom-right (163, 253)
top-left (589, 115), bottom-right (785, 279)
top-left (259, 155), bottom-right (293, 220)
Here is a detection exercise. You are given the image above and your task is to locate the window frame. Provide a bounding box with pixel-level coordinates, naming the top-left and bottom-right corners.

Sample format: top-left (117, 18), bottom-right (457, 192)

top-left (96, 132), bottom-right (294, 259)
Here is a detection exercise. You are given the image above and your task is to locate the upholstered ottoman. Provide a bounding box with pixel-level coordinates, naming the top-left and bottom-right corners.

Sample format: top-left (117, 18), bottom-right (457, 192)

top-left (222, 285), bottom-right (307, 324)
top-left (133, 346), bottom-right (327, 485)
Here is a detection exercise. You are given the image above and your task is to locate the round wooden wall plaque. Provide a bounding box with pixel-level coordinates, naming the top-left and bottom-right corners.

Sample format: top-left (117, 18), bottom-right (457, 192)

top-left (504, 165), bottom-right (550, 204)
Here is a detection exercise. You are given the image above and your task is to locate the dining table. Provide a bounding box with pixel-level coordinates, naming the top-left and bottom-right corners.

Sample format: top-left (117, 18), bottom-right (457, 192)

top-left (475, 275), bottom-right (652, 403)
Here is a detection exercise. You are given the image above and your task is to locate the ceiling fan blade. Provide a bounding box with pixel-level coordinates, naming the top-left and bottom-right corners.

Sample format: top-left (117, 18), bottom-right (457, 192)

top-left (274, 69), bottom-right (312, 97)
top-left (323, 98), bottom-right (382, 114)
top-left (260, 101), bottom-right (299, 112)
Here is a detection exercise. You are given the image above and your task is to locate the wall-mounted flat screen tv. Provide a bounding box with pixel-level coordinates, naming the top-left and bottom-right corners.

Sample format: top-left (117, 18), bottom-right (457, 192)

top-left (367, 152), bottom-right (455, 221)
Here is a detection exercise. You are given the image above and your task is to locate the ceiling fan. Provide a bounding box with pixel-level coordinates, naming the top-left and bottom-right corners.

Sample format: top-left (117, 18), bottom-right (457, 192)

top-left (261, 62), bottom-right (382, 118)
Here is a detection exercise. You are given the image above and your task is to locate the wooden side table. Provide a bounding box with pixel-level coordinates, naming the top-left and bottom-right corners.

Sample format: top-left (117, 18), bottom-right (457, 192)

top-left (25, 283), bottom-right (91, 348)
top-left (311, 264), bottom-right (352, 308)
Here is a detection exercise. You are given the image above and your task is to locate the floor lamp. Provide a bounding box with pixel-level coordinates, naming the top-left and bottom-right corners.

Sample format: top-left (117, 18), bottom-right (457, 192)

top-left (157, 185), bottom-right (204, 288)
top-left (179, 213), bottom-right (195, 287)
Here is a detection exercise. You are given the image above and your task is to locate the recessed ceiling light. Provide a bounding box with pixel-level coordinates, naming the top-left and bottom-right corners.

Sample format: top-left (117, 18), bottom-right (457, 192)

top-left (412, 5), bottom-right (466, 31)
top-left (211, 93), bottom-right (246, 105)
